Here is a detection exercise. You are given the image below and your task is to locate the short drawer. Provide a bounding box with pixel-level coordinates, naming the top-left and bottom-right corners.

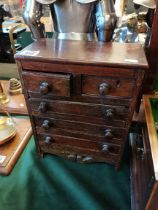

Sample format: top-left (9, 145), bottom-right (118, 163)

top-left (22, 71), bottom-right (71, 97)
top-left (30, 98), bottom-right (130, 123)
top-left (82, 75), bottom-right (135, 98)
top-left (38, 133), bottom-right (121, 155)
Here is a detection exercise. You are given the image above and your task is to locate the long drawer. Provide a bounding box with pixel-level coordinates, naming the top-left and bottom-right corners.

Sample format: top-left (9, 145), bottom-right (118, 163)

top-left (39, 142), bottom-right (119, 164)
top-left (38, 132), bottom-right (121, 155)
top-left (36, 125), bottom-right (123, 145)
top-left (34, 116), bottom-right (127, 140)
top-left (29, 98), bottom-right (130, 123)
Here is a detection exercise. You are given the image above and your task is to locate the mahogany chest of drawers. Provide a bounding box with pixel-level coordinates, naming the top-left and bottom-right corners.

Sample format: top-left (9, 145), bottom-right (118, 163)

top-left (15, 39), bottom-right (148, 169)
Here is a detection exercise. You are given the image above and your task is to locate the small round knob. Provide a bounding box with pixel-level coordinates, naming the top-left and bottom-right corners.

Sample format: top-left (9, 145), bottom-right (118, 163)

top-left (101, 143), bottom-right (110, 152)
top-left (44, 136), bottom-right (52, 144)
top-left (38, 102), bottom-right (47, 113)
top-left (99, 82), bottom-right (111, 96)
top-left (104, 129), bottom-right (113, 139)
top-left (40, 82), bottom-right (50, 95)
top-left (67, 154), bottom-right (77, 161)
top-left (105, 109), bottom-right (115, 119)
top-left (42, 120), bottom-right (51, 130)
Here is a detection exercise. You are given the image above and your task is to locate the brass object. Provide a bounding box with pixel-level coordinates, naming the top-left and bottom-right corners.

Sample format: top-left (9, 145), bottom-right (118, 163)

top-left (0, 82), bottom-right (9, 104)
top-left (8, 78), bottom-right (22, 95)
top-left (0, 117), bottom-right (16, 145)
top-left (9, 23), bottom-right (27, 54)
top-left (0, 105), bottom-right (16, 145)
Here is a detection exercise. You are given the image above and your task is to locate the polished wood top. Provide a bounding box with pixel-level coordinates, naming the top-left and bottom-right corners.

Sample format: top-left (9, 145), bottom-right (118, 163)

top-left (15, 39), bottom-right (148, 69)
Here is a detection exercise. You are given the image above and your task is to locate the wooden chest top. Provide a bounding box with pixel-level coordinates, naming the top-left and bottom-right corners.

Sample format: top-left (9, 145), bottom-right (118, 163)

top-left (15, 39), bottom-right (148, 69)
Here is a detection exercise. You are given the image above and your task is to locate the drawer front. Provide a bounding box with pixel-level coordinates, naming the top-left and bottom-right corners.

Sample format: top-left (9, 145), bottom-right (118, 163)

top-left (38, 142), bottom-right (119, 164)
top-left (82, 75), bottom-right (134, 98)
top-left (36, 125), bottom-right (123, 145)
top-left (30, 98), bottom-right (129, 123)
top-left (22, 71), bottom-right (71, 97)
top-left (21, 61), bottom-right (135, 78)
top-left (34, 116), bottom-right (127, 140)
top-left (38, 133), bottom-right (121, 156)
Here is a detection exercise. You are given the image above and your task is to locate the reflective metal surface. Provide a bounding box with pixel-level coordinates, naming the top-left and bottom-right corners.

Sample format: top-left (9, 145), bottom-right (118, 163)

top-left (23, 0), bottom-right (46, 39)
top-left (23, 0), bottom-right (117, 42)
top-left (133, 0), bottom-right (156, 9)
top-left (50, 0), bottom-right (96, 35)
top-left (96, 0), bottom-right (117, 41)
top-left (52, 32), bottom-right (97, 41)
top-left (36, 0), bottom-right (56, 4)
top-left (113, 15), bottom-right (139, 43)
top-left (0, 117), bottom-right (16, 145)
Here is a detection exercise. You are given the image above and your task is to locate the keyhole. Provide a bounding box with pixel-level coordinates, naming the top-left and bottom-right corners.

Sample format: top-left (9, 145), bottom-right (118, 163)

top-left (116, 80), bottom-right (120, 88)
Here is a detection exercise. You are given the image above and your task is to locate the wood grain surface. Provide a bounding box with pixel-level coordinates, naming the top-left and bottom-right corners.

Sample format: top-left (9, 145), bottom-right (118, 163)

top-left (15, 39), bottom-right (148, 169)
top-left (15, 39), bottom-right (148, 69)
top-left (0, 117), bottom-right (32, 176)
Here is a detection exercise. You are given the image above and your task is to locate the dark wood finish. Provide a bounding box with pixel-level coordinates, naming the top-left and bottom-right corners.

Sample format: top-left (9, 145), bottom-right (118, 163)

top-left (34, 116), bottom-right (126, 139)
top-left (21, 61), bottom-right (137, 77)
top-left (38, 133), bottom-right (120, 154)
top-left (39, 143), bottom-right (119, 164)
top-left (130, 125), bottom-right (155, 210)
top-left (15, 39), bottom-right (148, 169)
top-left (22, 71), bottom-right (71, 97)
top-left (131, 94), bottom-right (158, 210)
top-left (36, 124), bottom-right (123, 145)
top-left (29, 98), bottom-right (129, 121)
top-left (146, 182), bottom-right (158, 210)
top-left (82, 75), bottom-right (134, 97)
top-left (144, 94), bottom-right (158, 210)
top-left (15, 39), bottom-right (148, 69)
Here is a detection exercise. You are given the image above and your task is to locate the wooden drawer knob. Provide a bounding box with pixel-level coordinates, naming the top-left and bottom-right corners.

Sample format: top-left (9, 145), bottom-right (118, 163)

top-left (68, 154), bottom-right (76, 161)
top-left (105, 109), bottom-right (115, 119)
top-left (101, 143), bottom-right (111, 152)
top-left (40, 82), bottom-right (50, 95)
top-left (99, 82), bottom-right (111, 95)
top-left (38, 102), bottom-right (48, 113)
top-left (104, 129), bottom-right (113, 139)
top-left (136, 147), bottom-right (145, 159)
top-left (42, 120), bottom-right (51, 129)
top-left (44, 136), bottom-right (52, 144)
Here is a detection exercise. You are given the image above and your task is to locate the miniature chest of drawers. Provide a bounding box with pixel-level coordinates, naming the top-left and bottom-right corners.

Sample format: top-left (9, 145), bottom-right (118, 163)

top-left (15, 39), bottom-right (148, 169)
